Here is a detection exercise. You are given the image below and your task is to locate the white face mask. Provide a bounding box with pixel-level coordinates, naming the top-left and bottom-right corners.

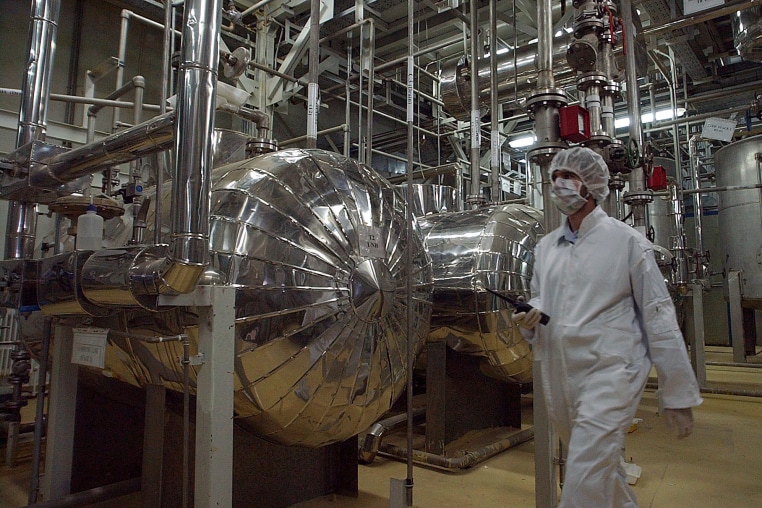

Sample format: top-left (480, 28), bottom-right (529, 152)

top-left (550, 178), bottom-right (588, 215)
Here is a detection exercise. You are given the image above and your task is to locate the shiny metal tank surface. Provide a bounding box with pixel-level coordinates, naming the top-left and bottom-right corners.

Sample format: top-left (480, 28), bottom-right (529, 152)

top-left (715, 135), bottom-right (762, 308)
top-left (99, 149), bottom-right (434, 446)
top-left (419, 204), bottom-right (544, 383)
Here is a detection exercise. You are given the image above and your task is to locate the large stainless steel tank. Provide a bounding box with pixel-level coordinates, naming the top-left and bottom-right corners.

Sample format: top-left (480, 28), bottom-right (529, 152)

top-left (419, 204), bottom-right (544, 383)
top-left (71, 149), bottom-right (434, 447)
top-left (715, 135), bottom-right (762, 308)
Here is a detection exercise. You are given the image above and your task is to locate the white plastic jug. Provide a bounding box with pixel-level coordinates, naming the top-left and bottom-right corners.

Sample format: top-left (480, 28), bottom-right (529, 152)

top-left (76, 204), bottom-right (103, 250)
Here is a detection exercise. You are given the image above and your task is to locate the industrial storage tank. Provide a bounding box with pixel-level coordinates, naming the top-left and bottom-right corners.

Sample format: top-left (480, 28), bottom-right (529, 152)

top-left (49, 148), bottom-right (434, 447)
top-left (715, 134), bottom-right (762, 308)
top-left (419, 204), bottom-right (544, 383)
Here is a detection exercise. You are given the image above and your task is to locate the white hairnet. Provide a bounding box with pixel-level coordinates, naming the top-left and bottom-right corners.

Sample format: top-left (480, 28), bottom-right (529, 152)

top-left (549, 147), bottom-right (610, 202)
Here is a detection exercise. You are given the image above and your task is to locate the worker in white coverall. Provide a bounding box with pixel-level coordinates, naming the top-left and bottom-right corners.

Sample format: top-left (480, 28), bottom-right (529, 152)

top-left (513, 147), bottom-right (703, 507)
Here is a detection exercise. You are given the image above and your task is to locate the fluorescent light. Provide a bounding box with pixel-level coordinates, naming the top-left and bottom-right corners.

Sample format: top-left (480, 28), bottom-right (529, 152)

top-left (509, 135), bottom-right (535, 148)
top-left (615, 107), bottom-right (687, 129)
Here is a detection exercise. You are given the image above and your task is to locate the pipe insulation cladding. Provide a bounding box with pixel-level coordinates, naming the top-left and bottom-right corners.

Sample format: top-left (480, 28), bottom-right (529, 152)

top-left (36, 148), bottom-right (434, 447)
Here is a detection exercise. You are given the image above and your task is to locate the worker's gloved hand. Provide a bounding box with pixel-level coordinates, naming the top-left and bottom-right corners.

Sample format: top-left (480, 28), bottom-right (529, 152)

top-left (664, 407), bottom-right (694, 439)
top-left (511, 308), bottom-right (542, 330)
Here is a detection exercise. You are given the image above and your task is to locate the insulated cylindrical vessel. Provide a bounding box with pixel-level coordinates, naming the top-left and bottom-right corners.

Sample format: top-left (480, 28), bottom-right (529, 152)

top-left (88, 149), bottom-right (434, 447)
top-left (715, 134), bottom-right (762, 308)
top-left (419, 204), bottom-right (544, 383)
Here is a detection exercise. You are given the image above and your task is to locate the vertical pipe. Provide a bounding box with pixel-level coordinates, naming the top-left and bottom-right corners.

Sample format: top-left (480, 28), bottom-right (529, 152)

top-left (307, 0), bottom-right (320, 148)
top-left (5, 0), bottom-right (62, 260)
top-left (621, 0), bottom-right (648, 231)
top-left (688, 135), bottom-right (704, 278)
top-left (156, 0), bottom-right (173, 244)
top-left (669, 181), bottom-right (689, 287)
top-left (365, 20), bottom-right (375, 166)
top-left (468, 0), bottom-right (481, 207)
top-left (537, 0), bottom-right (554, 90)
top-left (168, 0), bottom-right (222, 283)
top-left (405, 0), bottom-right (415, 503)
top-left (114, 11), bottom-right (130, 131)
top-left (131, 77), bottom-right (145, 245)
top-left (489, 0), bottom-right (500, 203)
top-left (28, 319), bottom-right (52, 504)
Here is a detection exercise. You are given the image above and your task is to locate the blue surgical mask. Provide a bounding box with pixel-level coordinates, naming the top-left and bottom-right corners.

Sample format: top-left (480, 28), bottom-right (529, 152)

top-left (550, 178), bottom-right (588, 215)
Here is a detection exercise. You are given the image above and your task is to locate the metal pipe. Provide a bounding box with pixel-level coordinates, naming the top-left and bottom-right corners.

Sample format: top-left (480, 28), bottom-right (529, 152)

top-left (688, 135), bottom-right (705, 279)
top-left (306, 0), bottom-right (320, 148)
top-left (28, 318), bottom-right (52, 505)
top-left (358, 408), bottom-right (427, 464)
top-left (157, 0), bottom-right (173, 244)
top-left (88, 75), bottom-right (146, 117)
top-left (113, 10), bottom-right (130, 131)
top-left (375, 36), bottom-right (464, 74)
top-left (647, 383), bottom-right (762, 398)
top-left (468, 0), bottom-right (481, 207)
top-left (644, 105), bottom-right (749, 132)
top-left (217, 103), bottom-right (270, 137)
top-left (683, 183), bottom-right (762, 194)
top-left (440, 39), bottom-right (573, 121)
top-left (622, 0), bottom-right (648, 229)
top-left (278, 124), bottom-right (346, 147)
top-left (378, 427), bottom-right (535, 471)
top-left (405, 0), bottom-right (415, 502)
top-left (537, 1), bottom-right (554, 90)
top-left (5, 0), bottom-right (61, 260)
top-left (365, 19), bottom-right (375, 166)
top-left (239, 0), bottom-right (277, 18)
top-left (39, 112), bottom-right (176, 185)
top-left (489, 0), bottom-right (500, 203)
top-left (669, 181), bottom-right (690, 287)
top-left (0, 88), bottom-right (162, 110)
top-left (162, 0), bottom-right (221, 293)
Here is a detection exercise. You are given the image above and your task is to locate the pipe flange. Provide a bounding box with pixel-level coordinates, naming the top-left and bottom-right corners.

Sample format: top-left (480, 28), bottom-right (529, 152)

top-left (246, 138), bottom-right (279, 156)
top-left (603, 81), bottom-right (622, 96)
top-left (567, 40), bottom-right (598, 72)
top-left (581, 134), bottom-right (614, 147)
top-left (609, 173), bottom-right (626, 191)
top-left (525, 89), bottom-right (568, 117)
top-left (573, 17), bottom-right (604, 39)
top-left (623, 189), bottom-right (654, 206)
top-left (528, 143), bottom-right (567, 165)
top-left (576, 73), bottom-right (607, 91)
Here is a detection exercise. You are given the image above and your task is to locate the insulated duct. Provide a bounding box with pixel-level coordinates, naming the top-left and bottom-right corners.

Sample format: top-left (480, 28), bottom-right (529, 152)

top-left (440, 40), bottom-right (574, 121)
top-left (734, 7), bottom-right (762, 61)
top-left (4, 0), bottom-right (61, 259)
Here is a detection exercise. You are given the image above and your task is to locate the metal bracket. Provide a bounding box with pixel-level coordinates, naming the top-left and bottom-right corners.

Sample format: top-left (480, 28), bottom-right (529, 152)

top-left (183, 353), bottom-right (205, 366)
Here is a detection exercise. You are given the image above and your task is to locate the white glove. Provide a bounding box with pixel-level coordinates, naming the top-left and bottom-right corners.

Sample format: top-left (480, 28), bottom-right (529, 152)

top-left (511, 308), bottom-right (542, 330)
top-left (664, 407), bottom-right (694, 439)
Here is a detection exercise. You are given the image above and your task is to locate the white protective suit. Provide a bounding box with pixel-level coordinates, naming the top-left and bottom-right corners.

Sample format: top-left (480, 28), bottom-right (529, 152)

top-left (524, 205), bottom-right (702, 507)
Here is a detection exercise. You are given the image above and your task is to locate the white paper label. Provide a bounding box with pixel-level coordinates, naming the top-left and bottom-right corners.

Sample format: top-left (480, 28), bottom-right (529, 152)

top-left (491, 133), bottom-right (500, 168)
top-left (358, 225), bottom-right (386, 258)
top-left (407, 57), bottom-right (414, 123)
top-left (471, 110), bottom-right (481, 149)
top-left (72, 327), bottom-right (109, 368)
top-left (701, 117), bottom-right (737, 142)
top-left (684, 0), bottom-right (723, 15)
top-left (307, 82), bottom-right (319, 138)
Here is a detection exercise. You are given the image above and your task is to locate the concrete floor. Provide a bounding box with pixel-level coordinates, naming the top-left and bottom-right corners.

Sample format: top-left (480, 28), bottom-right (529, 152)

top-left (1, 347), bottom-right (761, 507)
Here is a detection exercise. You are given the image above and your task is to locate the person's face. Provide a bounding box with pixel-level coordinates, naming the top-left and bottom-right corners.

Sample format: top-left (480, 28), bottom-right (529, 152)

top-left (551, 169), bottom-right (588, 196)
